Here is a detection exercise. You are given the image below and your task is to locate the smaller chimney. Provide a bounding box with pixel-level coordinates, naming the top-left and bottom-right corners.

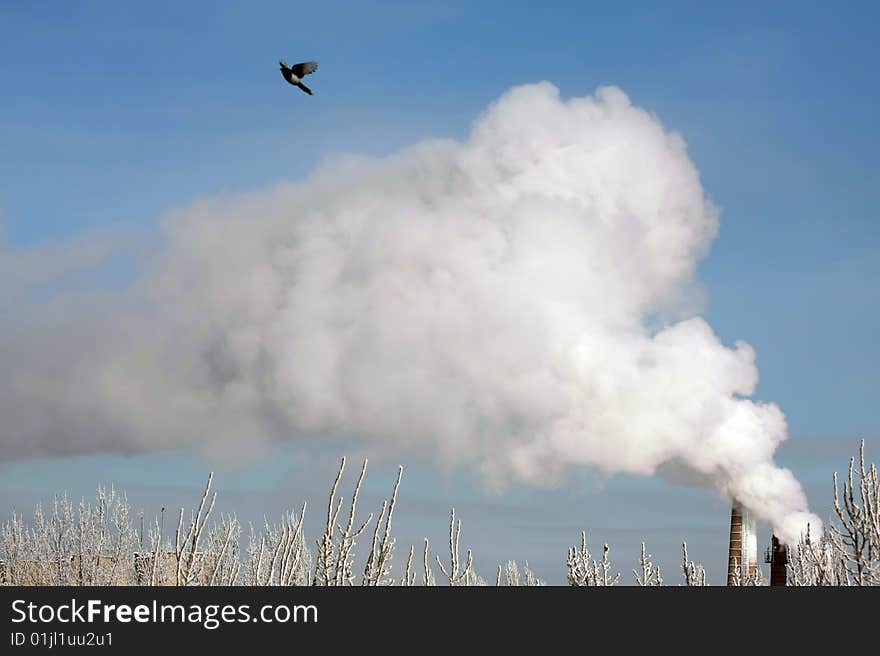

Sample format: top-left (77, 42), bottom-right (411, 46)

top-left (767, 535), bottom-right (788, 586)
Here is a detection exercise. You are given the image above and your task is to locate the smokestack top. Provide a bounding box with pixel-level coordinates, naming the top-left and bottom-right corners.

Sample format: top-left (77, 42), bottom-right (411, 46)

top-left (727, 501), bottom-right (757, 585)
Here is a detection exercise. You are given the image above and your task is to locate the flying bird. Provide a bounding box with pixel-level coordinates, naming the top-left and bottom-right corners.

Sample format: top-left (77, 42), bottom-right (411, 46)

top-left (280, 60), bottom-right (318, 95)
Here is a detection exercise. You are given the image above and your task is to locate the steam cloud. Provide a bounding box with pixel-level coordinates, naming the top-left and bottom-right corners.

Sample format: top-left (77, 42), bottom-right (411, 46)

top-left (0, 82), bottom-right (819, 542)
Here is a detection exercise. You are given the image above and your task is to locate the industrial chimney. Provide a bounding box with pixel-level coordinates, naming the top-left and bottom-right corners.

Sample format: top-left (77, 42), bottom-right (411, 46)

top-left (766, 535), bottom-right (788, 586)
top-left (727, 501), bottom-right (757, 585)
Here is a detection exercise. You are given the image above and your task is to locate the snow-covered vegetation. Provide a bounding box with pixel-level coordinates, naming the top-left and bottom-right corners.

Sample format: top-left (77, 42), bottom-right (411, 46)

top-left (2, 442), bottom-right (877, 586)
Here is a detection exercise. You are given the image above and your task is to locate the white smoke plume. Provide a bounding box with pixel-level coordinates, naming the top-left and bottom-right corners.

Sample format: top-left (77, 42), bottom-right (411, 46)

top-left (0, 82), bottom-right (819, 542)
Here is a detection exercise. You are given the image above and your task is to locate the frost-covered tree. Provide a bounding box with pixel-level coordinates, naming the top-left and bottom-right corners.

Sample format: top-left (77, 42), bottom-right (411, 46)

top-left (680, 543), bottom-right (706, 587)
top-left (435, 508), bottom-right (474, 586)
top-left (829, 440), bottom-right (880, 585)
top-left (786, 440), bottom-right (879, 586)
top-left (566, 532), bottom-right (620, 586)
top-left (632, 542), bottom-right (662, 586)
top-left (497, 560), bottom-right (545, 586)
top-left (243, 505), bottom-right (311, 586)
top-left (788, 525), bottom-right (846, 586)
top-left (4, 441), bottom-right (880, 587)
top-left (1, 486), bottom-right (136, 585)
top-left (362, 466), bottom-right (403, 586)
top-left (314, 458), bottom-right (373, 586)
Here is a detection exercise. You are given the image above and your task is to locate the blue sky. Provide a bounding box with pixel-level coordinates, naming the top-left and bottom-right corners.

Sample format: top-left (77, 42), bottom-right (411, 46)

top-left (1, 1), bottom-right (878, 583)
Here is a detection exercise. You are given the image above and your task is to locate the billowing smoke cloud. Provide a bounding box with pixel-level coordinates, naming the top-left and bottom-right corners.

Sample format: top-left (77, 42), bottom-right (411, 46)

top-left (0, 82), bottom-right (819, 542)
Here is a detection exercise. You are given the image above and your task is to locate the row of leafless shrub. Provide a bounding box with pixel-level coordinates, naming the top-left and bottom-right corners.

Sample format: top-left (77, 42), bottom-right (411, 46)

top-left (2, 442), bottom-right (877, 586)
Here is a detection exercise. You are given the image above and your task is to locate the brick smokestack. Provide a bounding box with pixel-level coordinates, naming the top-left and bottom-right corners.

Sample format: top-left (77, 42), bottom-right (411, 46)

top-left (727, 501), bottom-right (757, 585)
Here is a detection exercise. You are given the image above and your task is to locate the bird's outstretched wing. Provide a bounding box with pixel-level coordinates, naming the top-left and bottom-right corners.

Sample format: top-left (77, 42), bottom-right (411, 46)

top-left (291, 61), bottom-right (318, 77)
